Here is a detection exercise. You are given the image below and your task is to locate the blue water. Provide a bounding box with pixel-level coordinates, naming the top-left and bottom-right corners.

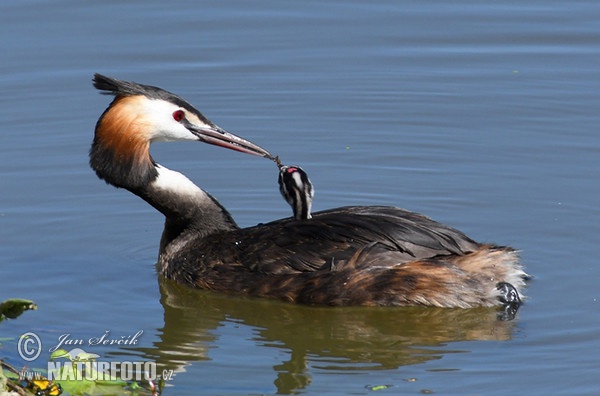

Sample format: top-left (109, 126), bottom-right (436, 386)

top-left (1, 0), bottom-right (599, 394)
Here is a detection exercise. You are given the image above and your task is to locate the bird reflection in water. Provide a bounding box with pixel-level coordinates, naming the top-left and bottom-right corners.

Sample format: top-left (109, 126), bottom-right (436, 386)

top-left (121, 278), bottom-right (520, 394)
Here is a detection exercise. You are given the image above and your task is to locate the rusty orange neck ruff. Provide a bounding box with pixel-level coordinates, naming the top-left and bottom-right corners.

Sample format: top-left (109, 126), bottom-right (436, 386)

top-left (90, 96), bottom-right (157, 191)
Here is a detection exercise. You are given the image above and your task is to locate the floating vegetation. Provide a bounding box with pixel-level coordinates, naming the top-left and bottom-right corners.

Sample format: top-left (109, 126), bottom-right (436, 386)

top-left (366, 384), bottom-right (393, 391)
top-left (0, 298), bottom-right (37, 322)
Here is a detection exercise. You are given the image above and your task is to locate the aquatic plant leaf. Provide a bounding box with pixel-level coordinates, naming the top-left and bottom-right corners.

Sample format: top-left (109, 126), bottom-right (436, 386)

top-left (0, 298), bottom-right (37, 321)
top-left (50, 349), bottom-right (71, 360)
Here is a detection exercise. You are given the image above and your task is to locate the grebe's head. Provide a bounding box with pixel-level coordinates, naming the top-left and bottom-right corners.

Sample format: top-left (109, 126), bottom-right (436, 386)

top-left (278, 165), bottom-right (314, 220)
top-left (90, 74), bottom-right (272, 189)
top-left (92, 73), bottom-right (272, 157)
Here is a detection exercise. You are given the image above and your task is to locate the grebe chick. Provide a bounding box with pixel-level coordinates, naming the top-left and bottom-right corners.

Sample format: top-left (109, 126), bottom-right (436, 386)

top-left (90, 74), bottom-right (529, 308)
top-left (275, 157), bottom-right (314, 220)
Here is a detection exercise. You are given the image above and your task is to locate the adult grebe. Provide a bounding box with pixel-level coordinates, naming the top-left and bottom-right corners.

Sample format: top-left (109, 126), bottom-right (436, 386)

top-left (276, 159), bottom-right (314, 220)
top-left (90, 74), bottom-right (528, 308)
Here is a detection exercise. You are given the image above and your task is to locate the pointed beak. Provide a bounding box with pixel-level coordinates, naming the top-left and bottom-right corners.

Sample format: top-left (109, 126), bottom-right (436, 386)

top-left (187, 123), bottom-right (273, 159)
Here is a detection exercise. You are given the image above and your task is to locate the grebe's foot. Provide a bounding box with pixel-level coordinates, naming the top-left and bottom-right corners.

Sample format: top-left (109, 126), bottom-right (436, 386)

top-left (496, 282), bottom-right (522, 321)
top-left (496, 282), bottom-right (521, 305)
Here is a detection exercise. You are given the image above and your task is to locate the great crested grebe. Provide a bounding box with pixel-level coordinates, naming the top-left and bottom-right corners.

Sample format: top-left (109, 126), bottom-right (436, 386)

top-left (90, 73), bottom-right (528, 308)
top-left (276, 160), bottom-right (314, 220)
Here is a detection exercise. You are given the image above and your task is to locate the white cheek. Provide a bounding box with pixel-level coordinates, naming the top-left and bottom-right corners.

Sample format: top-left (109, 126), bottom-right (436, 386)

top-left (143, 100), bottom-right (197, 142)
top-left (152, 122), bottom-right (196, 142)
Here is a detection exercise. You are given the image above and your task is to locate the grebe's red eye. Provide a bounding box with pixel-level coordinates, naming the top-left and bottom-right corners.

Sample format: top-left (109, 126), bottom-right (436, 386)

top-left (172, 110), bottom-right (185, 122)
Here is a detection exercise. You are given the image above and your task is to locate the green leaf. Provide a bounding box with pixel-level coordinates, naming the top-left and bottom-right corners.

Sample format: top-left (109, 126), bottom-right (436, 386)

top-left (0, 298), bottom-right (37, 321)
top-left (50, 349), bottom-right (71, 360)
